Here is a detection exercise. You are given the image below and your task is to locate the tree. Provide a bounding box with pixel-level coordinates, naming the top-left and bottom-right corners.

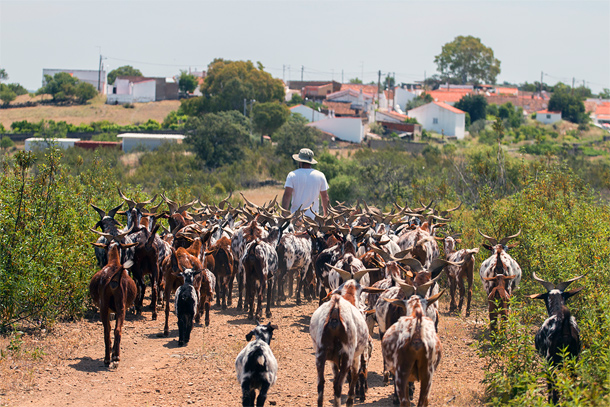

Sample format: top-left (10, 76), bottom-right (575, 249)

top-left (454, 94), bottom-right (488, 123)
top-left (599, 88), bottom-right (610, 99)
top-left (184, 111), bottom-right (252, 168)
top-left (405, 92), bottom-right (433, 111)
top-left (383, 74), bottom-right (395, 89)
top-left (37, 72), bottom-right (79, 102)
top-left (178, 71), bottom-right (198, 95)
top-left (1, 136), bottom-right (14, 151)
top-left (548, 84), bottom-right (587, 124)
top-left (349, 78), bottom-right (363, 84)
top-left (107, 65), bottom-right (143, 85)
top-left (75, 82), bottom-right (97, 104)
top-left (252, 102), bottom-right (290, 137)
top-left (189, 59), bottom-right (284, 114)
top-left (0, 89), bottom-right (16, 106)
top-left (275, 115), bottom-right (320, 159)
top-left (0, 68), bottom-right (7, 82)
top-left (434, 36), bottom-right (501, 84)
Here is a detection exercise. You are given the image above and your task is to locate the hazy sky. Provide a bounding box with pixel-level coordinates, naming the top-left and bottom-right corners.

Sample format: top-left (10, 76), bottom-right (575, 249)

top-left (1, 0), bottom-right (609, 93)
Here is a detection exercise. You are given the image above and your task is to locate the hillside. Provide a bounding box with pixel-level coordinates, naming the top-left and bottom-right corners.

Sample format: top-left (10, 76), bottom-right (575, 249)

top-left (0, 94), bottom-right (180, 128)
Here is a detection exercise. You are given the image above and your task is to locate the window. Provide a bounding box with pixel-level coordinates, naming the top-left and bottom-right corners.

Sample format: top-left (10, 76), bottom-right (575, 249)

top-left (433, 118), bottom-right (438, 124)
top-left (546, 114), bottom-right (551, 119)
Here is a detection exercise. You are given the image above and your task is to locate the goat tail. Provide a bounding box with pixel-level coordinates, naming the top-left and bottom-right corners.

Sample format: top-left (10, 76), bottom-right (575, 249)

top-left (560, 305), bottom-right (572, 336)
top-left (324, 294), bottom-right (344, 331)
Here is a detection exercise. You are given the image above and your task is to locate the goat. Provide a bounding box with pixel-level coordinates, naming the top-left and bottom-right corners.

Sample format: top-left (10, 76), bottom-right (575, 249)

top-left (381, 285), bottom-right (444, 407)
top-left (174, 269), bottom-right (201, 346)
top-left (442, 235), bottom-right (479, 316)
top-left (241, 238), bottom-right (278, 320)
top-left (205, 235), bottom-right (234, 309)
top-left (235, 323), bottom-right (279, 407)
top-left (232, 219), bottom-right (268, 310)
top-left (91, 202), bottom-right (124, 267)
top-left (310, 293), bottom-right (369, 407)
top-left (479, 230), bottom-right (522, 328)
top-left (276, 231), bottom-right (314, 305)
top-left (89, 239), bottom-right (137, 367)
top-left (528, 272), bottom-right (584, 404)
top-left (396, 223), bottom-right (440, 268)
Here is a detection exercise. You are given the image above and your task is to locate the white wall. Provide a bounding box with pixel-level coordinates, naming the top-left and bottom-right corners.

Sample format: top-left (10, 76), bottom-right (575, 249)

top-left (132, 81), bottom-right (156, 102)
top-left (536, 112), bottom-right (562, 125)
top-left (408, 103), bottom-right (465, 139)
top-left (43, 69), bottom-right (106, 93)
top-left (107, 79), bottom-right (156, 104)
top-left (308, 118), bottom-right (364, 143)
top-left (25, 138), bottom-right (79, 151)
top-left (118, 134), bottom-right (184, 152)
top-left (290, 105), bottom-right (328, 122)
top-left (394, 87), bottom-right (417, 111)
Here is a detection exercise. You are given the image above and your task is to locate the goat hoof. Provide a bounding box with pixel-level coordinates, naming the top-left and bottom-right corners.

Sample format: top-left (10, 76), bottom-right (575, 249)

top-left (178, 341), bottom-right (184, 347)
top-left (195, 316), bottom-right (201, 324)
top-left (222, 304), bottom-right (227, 310)
top-left (205, 320), bottom-right (210, 327)
top-left (104, 359), bottom-right (111, 366)
top-left (151, 314), bottom-right (157, 321)
top-left (266, 311), bottom-right (272, 318)
top-left (392, 393), bottom-right (399, 405)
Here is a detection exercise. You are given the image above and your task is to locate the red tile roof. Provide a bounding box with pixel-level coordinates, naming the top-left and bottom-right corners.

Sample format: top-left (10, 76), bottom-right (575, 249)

top-left (435, 102), bottom-right (465, 114)
top-left (341, 83), bottom-right (379, 95)
top-left (537, 109), bottom-right (561, 114)
top-left (494, 87), bottom-right (519, 96)
top-left (323, 101), bottom-right (357, 116)
top-left (427, 89), bottom-right (471, 103)
top-left (595, 102), bottom-right (610, 116)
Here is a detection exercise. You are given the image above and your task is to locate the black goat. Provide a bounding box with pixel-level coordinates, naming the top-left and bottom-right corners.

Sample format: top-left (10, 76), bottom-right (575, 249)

top-left (528, 272), bottom-right (584, 404)
top-left (175, 269), bottom-right (202, 347)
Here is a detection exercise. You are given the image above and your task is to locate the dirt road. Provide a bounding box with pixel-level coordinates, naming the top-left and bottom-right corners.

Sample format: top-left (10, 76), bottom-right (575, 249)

top-left (0, 294), bottom-right (487, 407)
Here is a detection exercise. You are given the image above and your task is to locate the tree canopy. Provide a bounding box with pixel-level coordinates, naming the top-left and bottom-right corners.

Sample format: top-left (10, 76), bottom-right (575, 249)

top-left (252, 102), bottom-right (290, 137)
top-left (183, 59), bottom-right (284, 115)
top-left (548, 83), bottom-right (587, 124)
top-left (434, 36), bottom-right (501, 84)
top-left (37, 73), bottom-right (97, 104)
top-left (454, 94), bottom-right (488, 123)
top-left (178, 71), bottom-right (199, 95)
top-left (107, 65), bottom-right (143, 85)
top-left (274, 114), bottom-right (321, 159)
top-left (184, 111), bottom-right (252, 169)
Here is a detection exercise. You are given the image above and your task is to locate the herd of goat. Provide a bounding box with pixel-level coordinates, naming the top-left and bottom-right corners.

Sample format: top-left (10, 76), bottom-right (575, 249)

top-left (88, 190), bottom-right (584, 406)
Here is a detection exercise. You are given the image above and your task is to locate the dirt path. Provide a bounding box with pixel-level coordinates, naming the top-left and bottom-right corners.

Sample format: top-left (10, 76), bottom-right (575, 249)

top-left (0, 293), bottom-right (487, 407)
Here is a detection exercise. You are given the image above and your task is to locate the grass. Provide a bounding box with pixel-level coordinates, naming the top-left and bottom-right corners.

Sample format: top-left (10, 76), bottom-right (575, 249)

top-left (1, 94), bottom-right (180, 128)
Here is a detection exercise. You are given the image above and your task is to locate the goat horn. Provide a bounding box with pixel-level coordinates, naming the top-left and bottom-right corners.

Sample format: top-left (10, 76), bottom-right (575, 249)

top-left (353, 268), bottom-right (378, 282)
top-left (478, 229), bottom-right (498, 246)
top-left (90, 204), bottom-right (106, 219)
top-left (532, 272), bottom-right (557, 292)
top-left (499, 229), bottom-right (522, 246)
top-left (392, 275), bottom-right (416, 298)
top-left (240, 192), bottom-right (259, 209)
top-left (89, 228), bottom-right (113, 239)
top-left (117, 187), bottom-right (136, 209)
top-left (400, 258), bottom-right (424, 274)
top-left (556, 274), bottom-right (585, 292)
top-left (218, 191), bottom-right (232, 210)
top-left (444, 201), bottom-right (462, 213)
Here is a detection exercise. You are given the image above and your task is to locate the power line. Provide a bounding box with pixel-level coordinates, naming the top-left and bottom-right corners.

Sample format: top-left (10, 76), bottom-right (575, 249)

top-left (105, 56), bottom-right (207, 68)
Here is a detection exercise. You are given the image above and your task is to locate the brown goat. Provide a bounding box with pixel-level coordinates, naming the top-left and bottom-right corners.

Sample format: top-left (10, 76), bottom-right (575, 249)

top-left (89, 241), bottom-right (137, 367)
top-left (205, 236), bottom-right (235, 309)
top-left (484, 273), bottom-right (516, 330)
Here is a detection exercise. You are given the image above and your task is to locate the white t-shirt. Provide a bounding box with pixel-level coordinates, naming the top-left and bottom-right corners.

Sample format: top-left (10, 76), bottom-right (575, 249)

top-left (284, 168), bottom-right (329, 219)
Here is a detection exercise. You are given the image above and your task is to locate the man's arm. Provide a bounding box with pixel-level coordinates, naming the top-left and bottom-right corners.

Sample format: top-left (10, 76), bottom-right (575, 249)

top-left (320, 190), bottom-right (330, 217)
top-left (282, 187), bottom-right (293, 212)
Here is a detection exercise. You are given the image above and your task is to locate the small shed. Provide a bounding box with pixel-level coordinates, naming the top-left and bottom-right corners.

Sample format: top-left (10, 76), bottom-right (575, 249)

top-left (25, 138), bottom-right (80, 152)
top-left (536, 110), bottom-right (562, 125)
top-left (73, 140), bottom-right (122, 151)
top-left (117, 133), bottom-right (185, 153)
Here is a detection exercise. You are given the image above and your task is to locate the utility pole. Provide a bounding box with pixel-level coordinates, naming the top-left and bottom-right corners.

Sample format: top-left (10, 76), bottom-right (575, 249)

top-left (540, 71), bottom-right (544, 93)
top-left (331, 69), bottom-right (334, 82)
top-left (301, 65), bottom-right (304, 82)
top-left (377, 70), bottom-right (381, 104)
top-left (282, 65), bottom-right (285, 82)
top-left (572, 77), bottom-right (575, 95)
top-left (244, 98), bottom-right (247, 116)
top-left (341, 69), bottom-right (344, 84)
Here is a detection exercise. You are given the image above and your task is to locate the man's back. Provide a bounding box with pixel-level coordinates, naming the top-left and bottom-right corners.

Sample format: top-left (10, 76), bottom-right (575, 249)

top-left (284, 168), bottom-right (328, 218)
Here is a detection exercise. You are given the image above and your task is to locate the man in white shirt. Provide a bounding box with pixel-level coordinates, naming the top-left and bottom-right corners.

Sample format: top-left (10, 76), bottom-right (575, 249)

top-left (281, 148), bottom-right (329, 219)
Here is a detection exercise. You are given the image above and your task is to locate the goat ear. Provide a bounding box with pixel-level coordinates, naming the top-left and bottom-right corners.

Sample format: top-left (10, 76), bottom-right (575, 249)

top-left (483, 244), bottom-right (493, 251)
top-left (506, 243), bottom-right (519, 250)
top-left (455, 239), bottom-right (462, 244)
top-left (122, 260), bottom-right (134, 270)
top-left (92, 242), bottom-right (106, 248)
top-left (268, 324), bottom-right (279, 330)
top-left (527, 293), bottom-right (546, 300)
top-left (564, 286), bottom-right (585, 299)
top-left (246, 332), bottom-right (253, 341)
top-left (362, 287), bottom-right (387, 294)
top-left (383, 298), bottom-right (406, 310)
top-left (364, 309), bottom-right (376, 316)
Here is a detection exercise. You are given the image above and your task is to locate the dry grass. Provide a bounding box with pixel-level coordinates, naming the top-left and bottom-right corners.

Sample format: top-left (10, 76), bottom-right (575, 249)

top-left (1, 94), bottom-right (180, 128)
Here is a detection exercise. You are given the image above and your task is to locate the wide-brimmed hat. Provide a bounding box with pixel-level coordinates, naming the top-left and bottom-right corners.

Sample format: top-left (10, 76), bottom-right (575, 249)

top-left (292, 148), bottom-right (317, 164)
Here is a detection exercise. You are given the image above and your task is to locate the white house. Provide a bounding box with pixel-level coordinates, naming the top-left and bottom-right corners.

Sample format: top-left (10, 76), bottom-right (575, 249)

top-left (107, 77), bottom-right (179, 104)
top-left (307, 117), bottom-right (364, 143)
top-left (536, 109), bottom-right (562, 125)
top-left (117, 133), bottom-right (185, 153)
top-left (43, 68), bottom-right (107, 94)
top-left (407, 102), bottom-right (466, 139)
top-left (25, 138), bottom-right (80, 152)
top-left (326, 89), bottom-right (374, 114)
top-left (289, 105), bottom-right (329, 122)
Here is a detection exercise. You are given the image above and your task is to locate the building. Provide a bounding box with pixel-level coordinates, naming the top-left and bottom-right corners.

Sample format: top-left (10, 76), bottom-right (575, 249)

top-left (307, 117), bottom-right (364, 144)
top-left (25, 138), bottom-right (80, 152)
top-left (591, 102), bottom-right (610, 126)
top-left (289, 105), bottom-right (329, 122)
top-left (326, 89), bottom-right (374, 116)
top-left (394, 87), bottom-right (417, 112)
top-left (117, 133), bottom-right (185, 152)
top-left (536, 109), bottom-right (562, 124)
top-left (43, 68), bottom-right (107, 94)
top-left (106, 76), bottom-right (179, 104)
top-left (407, 102), bottom-right (466, 139)
top-left (426, 89), bottom-right (472, 105)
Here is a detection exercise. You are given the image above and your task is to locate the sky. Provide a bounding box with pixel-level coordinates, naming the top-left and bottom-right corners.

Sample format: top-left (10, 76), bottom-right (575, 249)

top-left (1, 0), bottom-right (609, 94)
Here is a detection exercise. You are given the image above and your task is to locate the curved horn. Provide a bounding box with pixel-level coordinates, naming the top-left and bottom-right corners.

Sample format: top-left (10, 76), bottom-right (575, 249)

top-left (556, 274), bottom-right (585, 292)
top-left (218, 191), bottom-right (232, 210)
top-left (117, 187), bottom-right (136, 209)
top-left (428, 258), bottom-right (464, 279)
top-left (478, 229), bottom-right (498, 246)
top-left (393, 275), bottom-right (416, 298)
top-left (240, 192), bottom-right (260, 209)
top-left (90, 204), bottom-right (106, 219)
top-left (499, 229), bottom-right (522, 246)
top-left (89, 228), bottom-right (113, 239)
top-left (326, 263), bottom-right (352, 282)
top-left (532, 272), bottom-right (556, 292)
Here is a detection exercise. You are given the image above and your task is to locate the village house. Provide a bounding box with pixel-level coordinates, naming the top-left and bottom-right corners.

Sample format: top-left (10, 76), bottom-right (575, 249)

top-left (407, 101), bottom-right (466, 139)
top-left (289, 104), bottom-right (329, 122)
top-left (307, 117), bottom-right (364, 144)
top-left (117, 133), bottom-right (184, 152)
top-left (106, 76), bottom-right (179, 104)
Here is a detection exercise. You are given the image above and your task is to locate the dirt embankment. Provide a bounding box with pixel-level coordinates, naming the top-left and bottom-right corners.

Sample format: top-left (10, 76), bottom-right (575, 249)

top-left (0, 291), bottom-right (487, 407)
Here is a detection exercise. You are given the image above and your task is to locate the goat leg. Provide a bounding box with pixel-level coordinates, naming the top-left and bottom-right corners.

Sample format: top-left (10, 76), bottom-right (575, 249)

top-left (316, 354), bottom-right (325, 407)
top-left (266, 277), bottom-right (273, 318)
top-left (101, 308), bottom-right (112, 366)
